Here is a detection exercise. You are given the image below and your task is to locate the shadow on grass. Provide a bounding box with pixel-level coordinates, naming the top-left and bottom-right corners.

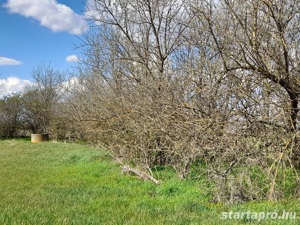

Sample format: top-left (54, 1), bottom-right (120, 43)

top-left (0, 137), bottom-right (31, 142)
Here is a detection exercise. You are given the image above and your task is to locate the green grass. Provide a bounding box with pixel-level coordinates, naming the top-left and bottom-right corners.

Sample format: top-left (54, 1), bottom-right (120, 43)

top-left (0, 139), bottom-right (300, 224)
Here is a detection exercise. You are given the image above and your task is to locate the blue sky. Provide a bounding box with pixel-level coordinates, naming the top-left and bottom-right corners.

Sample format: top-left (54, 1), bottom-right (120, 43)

top-left (0, 0), bottom-right (89, 97)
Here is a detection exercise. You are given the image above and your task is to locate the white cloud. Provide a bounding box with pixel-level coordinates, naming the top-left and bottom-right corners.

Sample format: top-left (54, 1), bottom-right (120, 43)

top-left (4, 0), bottom-right (88, 35)
top-left (59, 76), bottom-right (80, 93)
top-left (0, 76), bottom-right (32, 98)
top-left (66, 55), bottom-right (79, 62)
top-left (0, 57), bottom-right (23, 66)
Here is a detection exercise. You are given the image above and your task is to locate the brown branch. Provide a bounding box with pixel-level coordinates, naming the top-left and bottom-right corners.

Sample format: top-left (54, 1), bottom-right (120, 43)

top-left (121, 165), bottom-right (160, 184)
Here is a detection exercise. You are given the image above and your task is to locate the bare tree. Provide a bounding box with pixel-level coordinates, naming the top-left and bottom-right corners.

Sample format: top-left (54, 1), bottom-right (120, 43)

top-left (194, 0), bottom-right (300, 131)
top-left (84, 0), bottom-right (191, 84)
top-left (23, 62), bottom-right (66, 134)
top-left (187, 0), bottom-right (300, 200)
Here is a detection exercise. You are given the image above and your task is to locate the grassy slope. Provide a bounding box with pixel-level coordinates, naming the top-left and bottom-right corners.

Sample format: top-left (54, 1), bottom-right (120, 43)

top-left (0, 139), bottom-right (299, 225)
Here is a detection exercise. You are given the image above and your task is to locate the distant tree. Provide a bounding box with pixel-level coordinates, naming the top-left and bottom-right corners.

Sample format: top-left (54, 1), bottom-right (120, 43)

top-left (22, 62), bottom-right (66, 134)
top-left (0, 94), bottom-right (23, 138)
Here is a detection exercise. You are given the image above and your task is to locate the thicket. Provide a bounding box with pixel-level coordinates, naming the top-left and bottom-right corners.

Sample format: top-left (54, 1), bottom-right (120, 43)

top-left (2, 0), bottom-right (300, 202)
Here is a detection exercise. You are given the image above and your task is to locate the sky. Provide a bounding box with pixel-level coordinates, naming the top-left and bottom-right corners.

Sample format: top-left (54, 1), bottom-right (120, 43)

top-left (0, 0), bottom-right (89, 97)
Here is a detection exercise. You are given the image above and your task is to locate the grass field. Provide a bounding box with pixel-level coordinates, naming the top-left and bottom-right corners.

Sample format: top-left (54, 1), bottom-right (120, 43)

top-left (0, 139), bottom-right (300, 224)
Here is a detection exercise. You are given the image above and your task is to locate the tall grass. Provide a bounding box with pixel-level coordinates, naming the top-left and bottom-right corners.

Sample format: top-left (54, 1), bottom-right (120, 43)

top-left (0, 139), bottom-right (299, 224)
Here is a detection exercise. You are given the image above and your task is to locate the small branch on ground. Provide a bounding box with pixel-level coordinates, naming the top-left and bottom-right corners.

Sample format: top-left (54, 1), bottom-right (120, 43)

top-left (121, 165), bottom-right (160, 184)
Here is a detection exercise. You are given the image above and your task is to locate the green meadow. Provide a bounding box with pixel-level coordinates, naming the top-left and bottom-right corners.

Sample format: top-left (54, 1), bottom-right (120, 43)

top-left (0, 139), bottom-right (299, 225)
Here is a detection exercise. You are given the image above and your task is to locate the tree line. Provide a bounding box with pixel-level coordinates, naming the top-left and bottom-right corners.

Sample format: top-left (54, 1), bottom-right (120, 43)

top-left (2, 0), bottom-right (300, 202)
